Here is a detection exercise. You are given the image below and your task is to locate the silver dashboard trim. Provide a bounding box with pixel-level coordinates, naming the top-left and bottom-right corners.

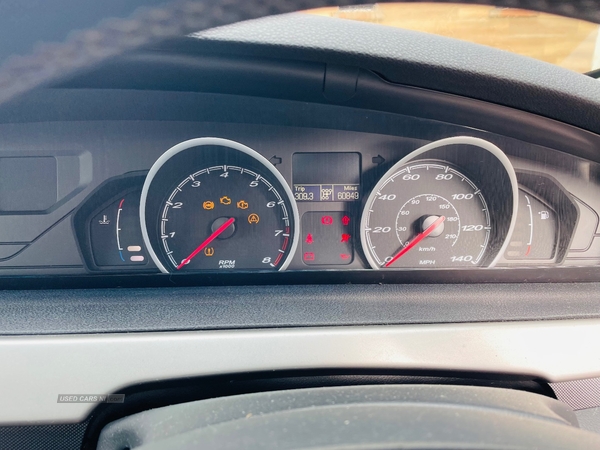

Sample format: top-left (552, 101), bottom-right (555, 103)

top-left (2, 319), bottom-right (600, 425)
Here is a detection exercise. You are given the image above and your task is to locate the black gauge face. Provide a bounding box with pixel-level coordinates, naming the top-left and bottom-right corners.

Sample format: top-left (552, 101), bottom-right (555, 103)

top-left (161, 165), bottom-right (292, 271)
top-left (362, 161), bottom-right (491, 269)
top-left (141, 139), bottom-right (299, 273)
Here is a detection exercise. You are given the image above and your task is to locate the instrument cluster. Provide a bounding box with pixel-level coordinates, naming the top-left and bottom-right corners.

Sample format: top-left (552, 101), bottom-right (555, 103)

top-left (74, 135), bottom-right (578, 274)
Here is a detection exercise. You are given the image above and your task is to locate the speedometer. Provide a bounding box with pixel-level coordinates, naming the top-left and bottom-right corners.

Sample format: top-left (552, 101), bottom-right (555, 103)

top-left (362, 162), bottom-right (490, 268)
top-left (140, 138), bottom-right (299, 273)
top-left (360, 136), bottom-right (518, 270)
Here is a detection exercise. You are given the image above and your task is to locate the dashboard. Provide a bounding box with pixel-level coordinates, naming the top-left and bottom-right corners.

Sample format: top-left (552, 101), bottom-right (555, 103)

top-left (1, 68), bottom-right (599, 284)
top-left (2, 8), bottom-right (600, 449)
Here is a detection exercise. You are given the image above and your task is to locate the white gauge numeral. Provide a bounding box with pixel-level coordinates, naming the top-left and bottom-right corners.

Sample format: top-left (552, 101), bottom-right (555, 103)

top-left (262, 257), bottom-right (271, 264)
top-left (402, 174), bottom-right (420, 181)
top-left (451, 255), bottom-right (473, 262)
top-left (435, 174), bottom-right (453, 180)
top-left (249, 180), bottom-right (259, 187)
top-left (462, 225), bottom-right (484, 232)
top-left (172, 202), bottom-right (183, 209)
top-left (372, 226), bottom-right (391, 233)
top-left (378, 194), bottom-right (396, 200)
top-left (452, 193), bottom-right (473, 200)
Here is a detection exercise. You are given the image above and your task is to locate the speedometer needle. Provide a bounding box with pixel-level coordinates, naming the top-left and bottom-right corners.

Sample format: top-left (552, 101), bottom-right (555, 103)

top-left (384, 216), bottom-right (446, 268)
top-left (177, 217), bottom-right (235, 270)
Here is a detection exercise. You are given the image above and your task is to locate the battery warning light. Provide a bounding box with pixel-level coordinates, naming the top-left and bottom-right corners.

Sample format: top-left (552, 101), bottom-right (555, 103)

top-left (303, 252), bottom-right (315, 261)
top-left (341, 215), bottom-right (350, 226)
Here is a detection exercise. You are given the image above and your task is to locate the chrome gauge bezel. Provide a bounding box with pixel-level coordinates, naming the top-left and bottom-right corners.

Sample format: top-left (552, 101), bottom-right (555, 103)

top-left (360, 136), bottom-right (519, 270)
top-left (140, 137), bottom-right (300, 273)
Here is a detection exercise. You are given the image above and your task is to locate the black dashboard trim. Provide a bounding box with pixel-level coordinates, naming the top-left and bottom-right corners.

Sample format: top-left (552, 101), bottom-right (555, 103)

top-left (0, 282), bottom-right (599, 335)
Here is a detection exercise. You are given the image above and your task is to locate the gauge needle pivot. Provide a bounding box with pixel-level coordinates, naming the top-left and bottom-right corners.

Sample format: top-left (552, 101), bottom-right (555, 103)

top-left (177, 217), bottom-right (235, 270)
top-left (384, 215), bottom-right (446, 267)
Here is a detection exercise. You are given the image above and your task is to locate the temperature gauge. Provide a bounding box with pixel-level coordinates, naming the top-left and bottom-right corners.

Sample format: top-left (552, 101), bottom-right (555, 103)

top-left (90, 190), bottom-right (149, 267)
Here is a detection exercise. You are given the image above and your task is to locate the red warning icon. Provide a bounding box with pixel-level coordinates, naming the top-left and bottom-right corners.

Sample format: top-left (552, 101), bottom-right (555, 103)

top-left (321, 215), bottom-right (334, 225)
top-left (303, 252), bottom-right (315, 261)
top-left (341, 215), bottom-right (351, 226)
top-left (305, 234), bottom-right (314, 244)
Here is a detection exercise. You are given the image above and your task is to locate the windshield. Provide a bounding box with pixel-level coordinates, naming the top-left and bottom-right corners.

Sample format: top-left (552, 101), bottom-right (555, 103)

top-left (304, 3), bottom-right (599, 73)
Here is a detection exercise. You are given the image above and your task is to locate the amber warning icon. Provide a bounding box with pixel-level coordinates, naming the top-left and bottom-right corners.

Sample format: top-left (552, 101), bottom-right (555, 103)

top-left (248, 213), bottom-right (260, 224)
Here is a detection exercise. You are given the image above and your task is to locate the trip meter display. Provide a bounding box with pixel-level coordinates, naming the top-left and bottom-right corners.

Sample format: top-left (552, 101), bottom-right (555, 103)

top-left (293, 152), bottom-right (360, 202)
top-left (361, 137), bottom-right (518, 270)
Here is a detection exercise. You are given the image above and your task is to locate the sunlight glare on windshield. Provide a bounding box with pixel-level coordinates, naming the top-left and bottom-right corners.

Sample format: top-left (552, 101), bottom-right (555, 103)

top-left (303, 3), bottom-right (600, 73)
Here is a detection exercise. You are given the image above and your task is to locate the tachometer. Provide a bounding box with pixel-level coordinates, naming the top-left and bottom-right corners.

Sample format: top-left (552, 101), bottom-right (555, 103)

top-left (141, 138), bottom-right (299, 273)
top-left (361, 136), bottom-right (518, 269)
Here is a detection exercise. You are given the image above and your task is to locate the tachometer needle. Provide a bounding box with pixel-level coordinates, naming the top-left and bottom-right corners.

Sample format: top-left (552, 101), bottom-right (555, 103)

top-left (177, 217), bottom-right (235, 270)
top-left (384, 216), bottom-right (446, 268)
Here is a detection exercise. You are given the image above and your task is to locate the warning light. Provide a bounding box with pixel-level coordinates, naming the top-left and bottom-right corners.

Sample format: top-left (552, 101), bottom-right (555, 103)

top-left (305, 233), bottom-right (314, 244)
top-left (204, 247), bottom-right (215, 257)
top-left (237, 200), bottom-right (249, 210)
top-left (303, 252), bottom-right (315, 261)
top-left (203, 201), bottom-right (215, 210)
top-left (220, 196), bottom-right (232, 205)
top-left (341, 233), bottom-right (351, 243)
top-left (341, 215), bottom-right (351, 226)
top-left (248, 213), bottom-right (260, 224)
top-left (321, 215), bottom-right (334, 225)
top-left (340, 254), bottom-right (351, 260)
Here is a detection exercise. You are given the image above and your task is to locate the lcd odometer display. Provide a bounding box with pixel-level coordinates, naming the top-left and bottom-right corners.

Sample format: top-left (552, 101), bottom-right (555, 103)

top-left (292, 153), bottom-right (360, 202)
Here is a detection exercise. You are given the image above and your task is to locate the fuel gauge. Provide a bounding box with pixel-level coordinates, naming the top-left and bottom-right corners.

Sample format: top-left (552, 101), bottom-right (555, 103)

top-left (505, 190), bottom-right (557, 260)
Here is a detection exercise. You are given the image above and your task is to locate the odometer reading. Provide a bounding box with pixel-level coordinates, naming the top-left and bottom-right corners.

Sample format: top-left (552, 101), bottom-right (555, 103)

top-left (362, 162), bottom-right (491, 269)
top-left (160, 165), bottom-right (293, 271)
